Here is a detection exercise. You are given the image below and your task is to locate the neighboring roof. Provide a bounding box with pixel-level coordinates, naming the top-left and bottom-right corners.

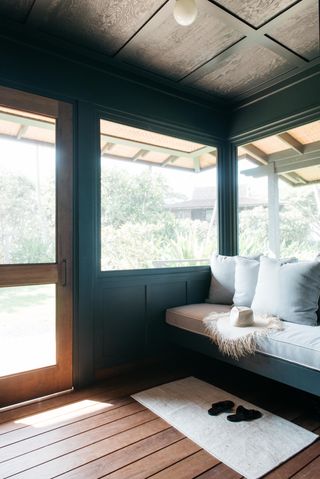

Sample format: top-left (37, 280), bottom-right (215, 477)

top-left (167, 187), bottom-right (267, 210)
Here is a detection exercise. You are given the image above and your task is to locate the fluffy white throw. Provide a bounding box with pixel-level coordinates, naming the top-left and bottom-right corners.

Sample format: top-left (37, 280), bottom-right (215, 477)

top-left (204, 309), bottom-right (283, 360)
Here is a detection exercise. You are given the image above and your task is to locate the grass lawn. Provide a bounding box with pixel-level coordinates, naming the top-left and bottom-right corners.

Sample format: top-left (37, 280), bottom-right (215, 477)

top-left (0, 284), bottom-right (56, 376)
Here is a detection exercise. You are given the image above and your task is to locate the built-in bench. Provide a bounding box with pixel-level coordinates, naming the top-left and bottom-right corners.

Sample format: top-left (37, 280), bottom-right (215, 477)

top-left (165, 303), bottom-right (320, 397)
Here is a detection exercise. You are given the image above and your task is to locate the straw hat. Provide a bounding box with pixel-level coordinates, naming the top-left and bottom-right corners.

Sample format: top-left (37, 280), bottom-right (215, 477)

top-left (229, 306), bottom-right (254, 327)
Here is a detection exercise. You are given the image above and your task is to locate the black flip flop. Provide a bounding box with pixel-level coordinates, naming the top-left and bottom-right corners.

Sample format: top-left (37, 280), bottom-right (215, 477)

top-left (227, 405), bottom-right (262, 422)
top-left (208, 400), bottom-right (235, 416)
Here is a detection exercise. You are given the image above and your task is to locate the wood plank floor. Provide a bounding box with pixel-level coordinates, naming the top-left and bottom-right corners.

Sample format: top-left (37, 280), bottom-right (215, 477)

top-left (0, 361), bottom-right (319, 478)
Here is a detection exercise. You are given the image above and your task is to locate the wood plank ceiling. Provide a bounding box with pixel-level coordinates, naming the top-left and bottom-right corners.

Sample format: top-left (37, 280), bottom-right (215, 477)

top-left (0, 0), bottom-right (319, 102)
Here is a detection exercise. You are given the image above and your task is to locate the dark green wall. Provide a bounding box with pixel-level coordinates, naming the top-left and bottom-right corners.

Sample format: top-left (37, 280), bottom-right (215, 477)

top-left (0, 36), bottom-right (228, 386)
top-left (1, 33), bottom-right (320, 387)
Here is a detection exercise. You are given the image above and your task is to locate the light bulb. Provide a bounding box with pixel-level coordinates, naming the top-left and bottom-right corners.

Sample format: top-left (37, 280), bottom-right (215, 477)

top-left (173, 0), bottom-right (198, 26)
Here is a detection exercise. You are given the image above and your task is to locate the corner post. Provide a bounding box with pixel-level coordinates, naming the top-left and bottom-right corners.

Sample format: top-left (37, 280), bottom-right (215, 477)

top-left (268, 162), bottom-right (280, 258)
top-left (217, 141), bottom-right (238, 256)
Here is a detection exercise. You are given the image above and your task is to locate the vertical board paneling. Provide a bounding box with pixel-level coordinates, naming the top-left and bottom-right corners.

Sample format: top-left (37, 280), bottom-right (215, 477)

top-left (94, 272), bottom-right (210, 370)
top-left (187, 278), bottom-right (211, 304)
top-left (145, 281), bottom-right (187, 354)
top-left (96, 285), bottom-right (146, 367)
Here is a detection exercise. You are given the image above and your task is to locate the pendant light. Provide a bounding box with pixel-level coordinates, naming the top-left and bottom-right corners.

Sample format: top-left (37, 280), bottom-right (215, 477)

top-left (173, 0), bottom-right (198, 26)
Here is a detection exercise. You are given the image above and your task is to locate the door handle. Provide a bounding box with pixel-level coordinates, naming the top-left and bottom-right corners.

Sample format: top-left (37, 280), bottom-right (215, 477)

top-left (61, 259), bottom-right (67, 287)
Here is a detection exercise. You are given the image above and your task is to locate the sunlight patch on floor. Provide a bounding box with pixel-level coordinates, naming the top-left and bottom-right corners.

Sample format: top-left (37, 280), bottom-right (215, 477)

top-left (15, 399), bottom-right (113, 428)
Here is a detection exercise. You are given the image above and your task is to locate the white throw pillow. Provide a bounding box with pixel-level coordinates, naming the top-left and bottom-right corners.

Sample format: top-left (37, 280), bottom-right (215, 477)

top-left (233, 257), bottom-right (260, 307)
top-left (252, 256), bottom-right (320, 326)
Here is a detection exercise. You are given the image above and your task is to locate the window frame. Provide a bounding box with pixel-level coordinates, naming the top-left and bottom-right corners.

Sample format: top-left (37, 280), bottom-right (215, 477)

top-left (96, 110), bottom-right (220, 278)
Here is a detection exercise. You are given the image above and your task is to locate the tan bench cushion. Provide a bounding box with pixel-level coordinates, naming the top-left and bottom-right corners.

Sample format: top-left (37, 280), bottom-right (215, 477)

top-left (166, 303), bottom-right (320, 371)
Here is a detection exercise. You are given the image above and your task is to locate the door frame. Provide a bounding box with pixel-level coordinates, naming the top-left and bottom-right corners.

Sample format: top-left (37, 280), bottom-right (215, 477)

top-left (0, 86), bottom-right (73, 407)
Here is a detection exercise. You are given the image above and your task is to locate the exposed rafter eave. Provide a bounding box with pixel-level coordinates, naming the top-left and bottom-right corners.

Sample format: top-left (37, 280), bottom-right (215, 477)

top-left (269, 140), bottom-right (320, 162)
top-left (277, 132), bottom-right (304, 154)
top-left (241, 144), bottom-right (269, 164)
top-left (101, 133), bottom-right (215, 160)
top-left (0, 111), bottom-right (54, 130)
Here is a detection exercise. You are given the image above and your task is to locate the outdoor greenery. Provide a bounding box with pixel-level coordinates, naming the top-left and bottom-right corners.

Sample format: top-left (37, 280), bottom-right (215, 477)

top-left (1, 159), bottom-right (320, 270)
top-left (101, 167), bottom-right (217, 270)
top-left (0, 173), bottom-right (55, 264)
top-left (240, 182), bottom-right (320, 259)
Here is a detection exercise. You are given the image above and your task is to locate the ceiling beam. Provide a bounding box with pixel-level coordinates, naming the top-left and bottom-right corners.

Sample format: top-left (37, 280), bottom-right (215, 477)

top-left (101, 133), bottom-right (209, 159)
top-left (0, 111), bottom-right (54, 131)
top-left (0, 132), bottom-right (53, 147)
top-left (277, 132), bottom-right (304, 154)
top-left (193, 157), bottom-right (200, 172)
top-left (101, 152), bottom-right (196, 173)
top-left (269, 140), bottom-right (320, 162)
top-left (241, 144), bottom-right (269, 164)
top-left (161, 155), bottom-right (178, 167)
top-left (276, 156), bottom-right (320, 174)
top-left (16, 124), bottom-right (28, 140)
top-left (241, 164), bottom-right (270, 178)
top-left (191, 145), bottom-right (216, 157)
top-left (101, 151), bottom-right (182, 169)
top-left (286, 172), bottom-right (308, 185)
top-left (101, 142), bottom-right (115, 153)
top-left (132, 149), bottom-right (148, 161)
top-left (242, 151), bottom-right (320, 176)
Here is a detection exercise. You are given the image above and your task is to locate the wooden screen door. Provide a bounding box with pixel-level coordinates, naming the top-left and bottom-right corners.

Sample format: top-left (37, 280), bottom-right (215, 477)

top-left (0, 86), bottom-right (73, 407)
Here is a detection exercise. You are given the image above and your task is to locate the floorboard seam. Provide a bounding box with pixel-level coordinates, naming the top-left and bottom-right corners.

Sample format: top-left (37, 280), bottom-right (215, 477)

top-left (0, 406), bottom-right (149, 463)
top-left (0, 417), bottom-right (163, 478)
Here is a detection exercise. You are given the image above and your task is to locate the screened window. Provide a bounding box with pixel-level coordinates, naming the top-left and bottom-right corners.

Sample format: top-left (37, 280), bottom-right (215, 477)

top-left (100, 120), bottom-right (217, 271)
top-left (238, 120), bottom-right (320, 259)
top-left (238, 158), bottom-right (269, 256)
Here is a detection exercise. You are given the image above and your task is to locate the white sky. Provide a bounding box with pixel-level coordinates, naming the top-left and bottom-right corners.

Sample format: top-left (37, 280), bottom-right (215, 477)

top-left (0, 137), bottom-right (55, 182)
top-left (102, 155), bottom-right (271, 200)
top-left (102, 156), bottom-right (216, 198)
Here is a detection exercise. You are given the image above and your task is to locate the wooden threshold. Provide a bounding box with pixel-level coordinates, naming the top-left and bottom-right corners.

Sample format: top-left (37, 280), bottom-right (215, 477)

top-left (0, 363), bottom-right (319, 479)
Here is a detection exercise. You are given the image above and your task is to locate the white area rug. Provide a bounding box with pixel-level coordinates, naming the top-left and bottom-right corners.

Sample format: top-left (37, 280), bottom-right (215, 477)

top-left (132, 377), bottom-right (318, 479)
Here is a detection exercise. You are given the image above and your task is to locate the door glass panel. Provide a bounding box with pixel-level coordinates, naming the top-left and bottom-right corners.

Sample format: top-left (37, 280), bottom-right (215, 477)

top-left (0, 106), bottom-right (56, 264)
top-left (0, 284), bottom-right (56, 376)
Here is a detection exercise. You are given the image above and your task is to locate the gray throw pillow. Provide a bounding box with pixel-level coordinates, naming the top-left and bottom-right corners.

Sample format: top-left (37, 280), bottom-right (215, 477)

top-left (252, 256), bottom-right (320, 326)
top-left (206, 253), bottom-right (260, 305)
top-left (233, 257), bottom-right (260, 307)
top-left (206, 254), bottom-right (236, 305)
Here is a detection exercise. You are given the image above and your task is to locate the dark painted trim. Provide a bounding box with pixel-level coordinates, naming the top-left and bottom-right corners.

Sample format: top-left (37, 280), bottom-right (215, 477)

top-left (74, 101), bottom-right (99, 388)
top-left (230, 69), bottom-right (320, 144)
top-left (217, 142), bottom-right (238, 255)
top-left (0, 36), bottom-right (228, 143)
top-left (96, 268), bottom-right (211, 287)
top-left (167, 325), bottom-right (320, 396)
top-left (96, 108), bottom-right (221, 280)
top-left (233, 64), bottom-right (320, 111)
top-left (0, 17), bottom-right (227, 110)
top-left (98, 108), bottom-right (222, 149)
